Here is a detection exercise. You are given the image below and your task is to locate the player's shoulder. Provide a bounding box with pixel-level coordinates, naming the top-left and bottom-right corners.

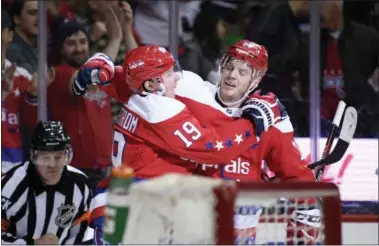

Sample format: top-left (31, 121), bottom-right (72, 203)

top-left (176, 70), bottom-right (227, 113)
top-left (125, 94), bottom-right (186, 124)
top-left (178, 70), bottom-right (218, 98)
top-left (65, 165), bottom-right (91, 187)
top-left (182, 70), bottom-right (203, 83)
top-left (204, 81), bottom-right (217, 94)
top-left (176, 70), bottom-right (206, 96)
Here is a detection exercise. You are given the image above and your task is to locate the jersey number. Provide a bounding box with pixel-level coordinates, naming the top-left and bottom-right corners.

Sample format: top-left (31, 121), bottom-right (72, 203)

top-left (112, 131), bottom-right (126, 167)
top-left (173, 122), bottom-right (201, 147)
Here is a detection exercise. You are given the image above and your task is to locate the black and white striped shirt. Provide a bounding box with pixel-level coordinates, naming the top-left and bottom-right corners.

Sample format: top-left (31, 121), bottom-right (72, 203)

top-left (1, 162), bottom-right (92, 245)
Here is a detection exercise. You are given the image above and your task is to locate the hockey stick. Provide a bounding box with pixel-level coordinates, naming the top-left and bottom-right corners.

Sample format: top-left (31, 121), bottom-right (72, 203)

top-left (308, 106), bottom-right (357, 173)
top-left (261, 101), bottom-right (346, 182)
top-left (314, 101), bottom-right (346, 181)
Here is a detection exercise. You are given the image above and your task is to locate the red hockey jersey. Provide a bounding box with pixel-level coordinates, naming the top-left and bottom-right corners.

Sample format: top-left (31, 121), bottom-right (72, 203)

top-left (113, 93), bottom-right (259, 178)
top-left (110, 70), bottom-right (314, 182)
top-left (22, 64), bottom-right (115, 169)
top-left (88, 70), bottom-right (315, 239)
top-left (1, 60), bottom-right (33, 173)
top-left (174, 73), bottom-right (311, 182)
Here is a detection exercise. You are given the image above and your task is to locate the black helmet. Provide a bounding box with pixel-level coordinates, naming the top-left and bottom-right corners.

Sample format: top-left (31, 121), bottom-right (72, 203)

top-left (31, 121), bottom-right (71, 151)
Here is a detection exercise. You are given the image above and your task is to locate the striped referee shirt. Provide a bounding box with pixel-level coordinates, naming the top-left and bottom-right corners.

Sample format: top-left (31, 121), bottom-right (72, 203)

top-left (1, 162), bottom-right (92, 245)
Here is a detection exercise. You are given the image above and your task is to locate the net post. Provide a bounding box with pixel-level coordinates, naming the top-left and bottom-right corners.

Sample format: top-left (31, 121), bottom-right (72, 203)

top-left (323, 189), bottom-right (342, 244)
top-left (214, 182), bottom-right (236, 245)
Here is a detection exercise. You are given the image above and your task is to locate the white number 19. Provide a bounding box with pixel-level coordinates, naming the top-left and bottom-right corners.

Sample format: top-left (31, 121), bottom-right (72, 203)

top-left (174, 122), bottom-right (201, 147)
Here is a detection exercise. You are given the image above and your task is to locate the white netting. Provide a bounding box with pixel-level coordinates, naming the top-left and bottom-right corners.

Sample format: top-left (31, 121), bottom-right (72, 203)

top-left (108, 175), bottom-right (340, 245)
top-left (120, 174), bottom-right (227, 244)
top-left (234, 189), bottom-right (338, 245)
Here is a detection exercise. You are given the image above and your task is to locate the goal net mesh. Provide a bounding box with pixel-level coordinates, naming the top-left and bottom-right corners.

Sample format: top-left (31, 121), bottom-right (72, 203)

top-left (235, 195), bottom-right (323, 245)
top-left (104, 174), bottom-right (341, 245)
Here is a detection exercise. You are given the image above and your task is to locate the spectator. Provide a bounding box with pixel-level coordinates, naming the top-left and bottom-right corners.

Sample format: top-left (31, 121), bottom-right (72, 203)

top-left (85, 1), bottom-right (138, 123)
top-left (180, 7), bottom-right (226, 84)
top-left (23, 17), bottom-right (125, 189)
top-left (50, 0), bottom-right (138, 123)
top-left (199, 0), bottom-right (243, 24)
top-left (180, 0), bottom-right (202, 44)
top-left (242, 0), bottom-right (309, 136)
top-left (1, 10), bottom-right (54, 173)
top-left (6, 0), bottom-right (38, 74)
top-left (295, 0), bottom-right (379, 137)
top-left (2, 10), bottom-right (24, 173)
top-left (80, 0), bottom-right (139, 64)
top-left (133, 0), bottom-right (200, 55)
top-left (197, 0), bottom-right (246, 47)
top-left (344, 0), bottom-right (378, 30)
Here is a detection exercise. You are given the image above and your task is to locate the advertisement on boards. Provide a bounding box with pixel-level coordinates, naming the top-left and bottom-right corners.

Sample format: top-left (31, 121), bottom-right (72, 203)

top-left (296, 138), bottom-right (378, 203)
top-left (263, 138), bottom-right (378, 213)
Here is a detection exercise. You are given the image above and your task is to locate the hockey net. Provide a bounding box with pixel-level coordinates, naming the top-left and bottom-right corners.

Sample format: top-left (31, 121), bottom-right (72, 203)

top-left (106, 174), bottom-right (341, 245)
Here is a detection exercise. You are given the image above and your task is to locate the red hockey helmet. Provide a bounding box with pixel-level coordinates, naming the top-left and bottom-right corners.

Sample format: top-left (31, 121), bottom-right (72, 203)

top-left (217, 40), bottom-right (269, 106)
top-left (123, 45), bottom-right (175, 93)
top-left (223, 40), bottom-right (268, 74)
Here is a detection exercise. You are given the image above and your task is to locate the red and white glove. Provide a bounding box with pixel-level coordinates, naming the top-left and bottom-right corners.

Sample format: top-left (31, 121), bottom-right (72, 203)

top-left (241, 90), bottom-right (289, 137)
top-left (286, 198), bottom-right (322, 245)
top-left (72, 53), bottom-right (115, 96)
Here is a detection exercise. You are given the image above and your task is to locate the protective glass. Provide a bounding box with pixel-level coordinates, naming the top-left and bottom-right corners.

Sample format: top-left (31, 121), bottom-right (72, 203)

top-left (173, 59), bottom-right (183, 79)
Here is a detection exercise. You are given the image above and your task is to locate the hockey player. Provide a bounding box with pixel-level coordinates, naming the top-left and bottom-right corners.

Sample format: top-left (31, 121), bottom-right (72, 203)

top-left (74, 47), bottom-right (286, 243)
top-left (73, 43), bottom-right (317, 244)
top-left (174, 40), bottom-right (296, 180)
top-left (74, 43), bottom-right (311, 182)
top-left (114, 44), bottom-right (319, 244)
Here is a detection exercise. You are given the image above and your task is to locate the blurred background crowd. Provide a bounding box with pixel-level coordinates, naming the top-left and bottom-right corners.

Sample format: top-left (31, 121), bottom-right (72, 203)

top-left (1, 0), bottom-right (378, 184)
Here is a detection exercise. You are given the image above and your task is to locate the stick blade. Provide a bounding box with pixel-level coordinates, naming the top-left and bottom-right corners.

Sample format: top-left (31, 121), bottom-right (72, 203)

top-left (339, 106), bottom-right (357, 144)
top-left (308, 106), bottom-right (358, 170)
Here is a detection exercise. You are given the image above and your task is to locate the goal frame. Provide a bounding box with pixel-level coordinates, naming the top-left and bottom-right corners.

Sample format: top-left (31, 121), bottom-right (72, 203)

top-left (216, 182), bottom-right (342, 245)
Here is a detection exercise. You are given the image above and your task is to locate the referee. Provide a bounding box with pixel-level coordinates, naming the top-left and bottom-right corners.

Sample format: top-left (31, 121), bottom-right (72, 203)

top-left (1, 121), bottom-right (93, 244)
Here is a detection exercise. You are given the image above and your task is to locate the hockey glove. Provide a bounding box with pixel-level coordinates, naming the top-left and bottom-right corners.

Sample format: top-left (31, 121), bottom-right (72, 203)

top-left (72, 53), bottom-right (115, 96)
top-left (287, 207), bottom-right (322, 244)
top-left (241, 91), bottom-right (288, 137)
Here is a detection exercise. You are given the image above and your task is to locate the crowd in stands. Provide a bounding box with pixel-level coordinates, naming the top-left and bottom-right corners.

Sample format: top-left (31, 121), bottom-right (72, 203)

top-left (2, 0), bottom-right (378, 181)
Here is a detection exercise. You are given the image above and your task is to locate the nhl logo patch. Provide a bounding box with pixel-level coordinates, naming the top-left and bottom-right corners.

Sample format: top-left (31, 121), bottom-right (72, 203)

top-left (55, 203), bottom-right (76, 228)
